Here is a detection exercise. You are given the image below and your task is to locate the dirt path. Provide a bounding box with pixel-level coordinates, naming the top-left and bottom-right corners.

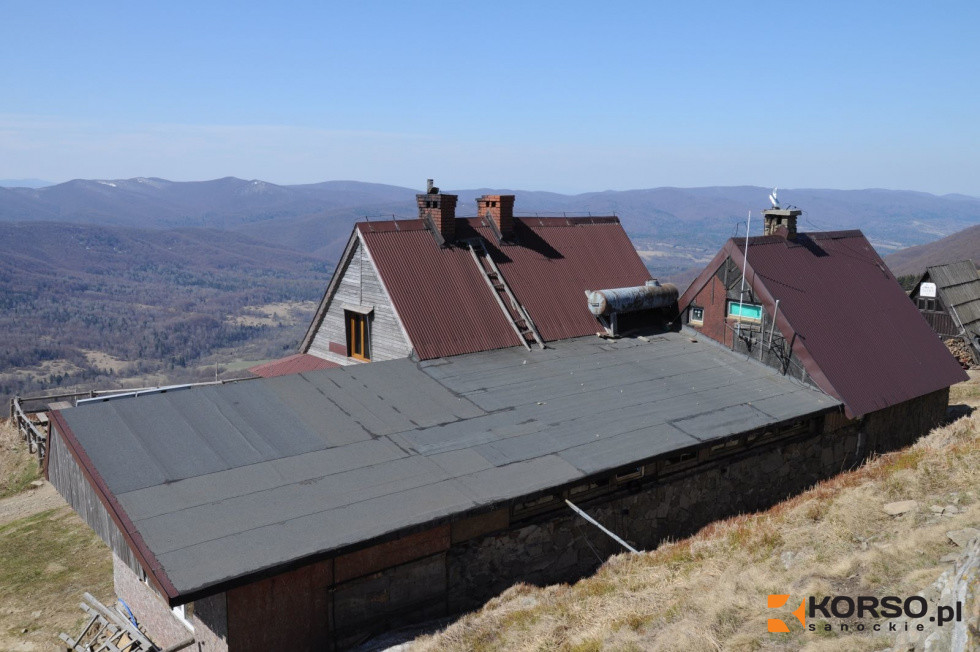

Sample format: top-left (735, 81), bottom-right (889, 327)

top-left (0, 481), bottom-right (66, 527)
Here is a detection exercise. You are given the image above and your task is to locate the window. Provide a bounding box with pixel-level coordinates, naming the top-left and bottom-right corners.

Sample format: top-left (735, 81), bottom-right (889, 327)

top-left (614, 466), bottom-right (645, 483)
top-left (345, 310), bottom-right (371, 361)
top-left (728, 301), bottom-right (763, 322)
top-left (172, 603), bottom-right (195, 631)
top-left (917, 297), bottom-right (939, 311)
top-left (511, 494), bottom-right (558, 519)
top-left (689, 306), bottom-right (704, 325)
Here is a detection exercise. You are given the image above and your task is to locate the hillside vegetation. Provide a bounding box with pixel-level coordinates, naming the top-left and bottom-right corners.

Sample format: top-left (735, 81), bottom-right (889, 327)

top-left (413, 379), bottom-right (980, 652)
top-left (0, 418), bottom-right (39, 500)
top-left (884, 222), bottom-right (980, 277)
top-left (0, 222), bottom-right (331, 401)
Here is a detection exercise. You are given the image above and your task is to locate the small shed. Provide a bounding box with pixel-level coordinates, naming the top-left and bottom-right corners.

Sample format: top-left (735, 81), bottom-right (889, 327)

top-left (911, 260), bottom-right (980, 362)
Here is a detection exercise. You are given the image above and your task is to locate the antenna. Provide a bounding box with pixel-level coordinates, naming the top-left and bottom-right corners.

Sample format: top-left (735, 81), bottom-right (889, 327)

top-left (768, 187), bottom-right (779, 209)
top-left (737, 211), bottom-right (751, 339)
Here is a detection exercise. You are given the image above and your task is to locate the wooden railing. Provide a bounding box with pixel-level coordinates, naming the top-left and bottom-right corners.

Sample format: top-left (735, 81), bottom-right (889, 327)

top-left (11, 397), bottom-right (49, 462)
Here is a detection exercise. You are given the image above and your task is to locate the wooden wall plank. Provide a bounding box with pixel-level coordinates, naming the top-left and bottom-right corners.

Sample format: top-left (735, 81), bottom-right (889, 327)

top-left (47, 426), bottom-right (144, 574)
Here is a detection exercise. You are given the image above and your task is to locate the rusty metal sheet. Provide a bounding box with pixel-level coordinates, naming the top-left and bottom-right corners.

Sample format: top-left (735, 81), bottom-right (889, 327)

top-left (359, 215), bottom-right (651, 360)
top-left (248, 353), bottom-right (340, 378)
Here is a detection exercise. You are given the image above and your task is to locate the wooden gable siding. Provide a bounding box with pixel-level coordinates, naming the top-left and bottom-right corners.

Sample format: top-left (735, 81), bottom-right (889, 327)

top-left (307, 236), bottom-right (412, 365)
top-left (47, 424), bottom-right (144, 575)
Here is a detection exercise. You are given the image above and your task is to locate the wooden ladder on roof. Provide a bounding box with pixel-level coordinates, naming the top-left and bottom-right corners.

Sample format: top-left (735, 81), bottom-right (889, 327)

top-left (466, 238), bottom-right (545, 350)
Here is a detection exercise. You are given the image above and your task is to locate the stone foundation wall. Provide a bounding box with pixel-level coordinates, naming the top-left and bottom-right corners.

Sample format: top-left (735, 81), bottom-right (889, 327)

top-left (114, 554), bottom-right (227, 651)
top-left (448, 417), bottom-right (853, 611)
top-left (447, 388), bottom-right (949, 613)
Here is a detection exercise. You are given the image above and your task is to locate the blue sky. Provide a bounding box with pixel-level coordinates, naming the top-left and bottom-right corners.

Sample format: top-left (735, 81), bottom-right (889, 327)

top-left (2, 2), bottom-right (978, 194)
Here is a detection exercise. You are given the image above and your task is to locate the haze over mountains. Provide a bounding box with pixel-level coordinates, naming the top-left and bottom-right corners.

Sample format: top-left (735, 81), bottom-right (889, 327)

top-left (0, 179), bottom-right (53, 188)
top-left (3, 177), bottom-right (980, 272)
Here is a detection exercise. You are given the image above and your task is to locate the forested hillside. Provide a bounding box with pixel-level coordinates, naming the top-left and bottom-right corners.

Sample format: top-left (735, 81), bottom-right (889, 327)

top-left (884, 222), bottom-right (980, 276)
top-left (0, 222), bottom-right (331, 400)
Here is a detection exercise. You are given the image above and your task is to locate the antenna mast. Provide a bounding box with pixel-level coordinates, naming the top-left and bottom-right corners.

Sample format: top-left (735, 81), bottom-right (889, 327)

top-left (737, 211), bottom-right (751, 339)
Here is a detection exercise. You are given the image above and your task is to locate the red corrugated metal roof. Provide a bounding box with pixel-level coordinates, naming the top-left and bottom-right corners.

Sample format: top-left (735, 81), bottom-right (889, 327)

top-left (249, 354), bottom-right (340, 378)
top-left (473, 217), bottom-right (652, 342)
top-left (680, 230), bottom-right (967, 417)
top-left (359, 220), bottom-right (523, 360)
top-left (358, 216), bottom-right (651, 360)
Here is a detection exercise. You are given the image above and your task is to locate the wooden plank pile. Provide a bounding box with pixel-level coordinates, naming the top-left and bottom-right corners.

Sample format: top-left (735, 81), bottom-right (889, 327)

top-left (944, 337), bottom-right (979, 369)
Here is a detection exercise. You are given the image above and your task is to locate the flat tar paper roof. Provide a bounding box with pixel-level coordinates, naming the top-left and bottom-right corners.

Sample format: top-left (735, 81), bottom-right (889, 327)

top-left (56, 332), bottom-right (840, 600)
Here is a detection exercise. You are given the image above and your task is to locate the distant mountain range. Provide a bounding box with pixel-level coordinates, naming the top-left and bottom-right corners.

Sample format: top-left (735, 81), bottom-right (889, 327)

top-left (3, 178), bottom-right (980, 275)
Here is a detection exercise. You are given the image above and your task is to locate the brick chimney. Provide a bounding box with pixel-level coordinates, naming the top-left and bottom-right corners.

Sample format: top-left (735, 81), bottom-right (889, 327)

top-left (762, 209), bottom-right (802, 239)
top-left (476, 194), bottom-right (516, 238)
top-left (417, 180), bottom-right (457, 244)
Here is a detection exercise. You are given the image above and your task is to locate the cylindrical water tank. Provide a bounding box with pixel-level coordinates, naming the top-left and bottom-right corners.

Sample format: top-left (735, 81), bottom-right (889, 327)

top-left (586, 283), bottom-right (679, 316)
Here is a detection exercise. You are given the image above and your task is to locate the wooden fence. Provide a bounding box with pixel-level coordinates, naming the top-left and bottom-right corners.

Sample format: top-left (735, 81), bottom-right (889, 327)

top-left (11, 396), bottom-right (50, 462)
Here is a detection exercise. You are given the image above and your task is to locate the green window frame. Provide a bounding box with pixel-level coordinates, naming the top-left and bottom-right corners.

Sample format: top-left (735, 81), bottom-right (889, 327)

top-left (728, 301), bottom-right (763, 321)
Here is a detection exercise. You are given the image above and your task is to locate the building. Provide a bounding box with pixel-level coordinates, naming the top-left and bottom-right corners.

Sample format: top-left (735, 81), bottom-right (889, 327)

top-left (908, 260), bottom-right (980, 364)
top-left (299, 184), bottom-right (654, 364)
top-left (45, 192), bottom-right (965, 650)
top-left (678, 207), bottom-right (966, 419)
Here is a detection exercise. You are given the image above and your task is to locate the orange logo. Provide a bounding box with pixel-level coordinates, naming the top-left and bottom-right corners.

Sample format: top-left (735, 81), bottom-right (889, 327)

top-left (768, 594), bottom-right (806, 632)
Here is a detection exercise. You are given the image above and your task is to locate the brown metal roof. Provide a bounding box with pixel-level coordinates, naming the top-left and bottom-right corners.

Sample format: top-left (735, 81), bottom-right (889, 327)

top-left (474, 217), bottom-right (653, 342)
top-left (249, 354), bottom-right (340, 378)
top-left (359, 216), bottom-right (651, 360)
top-left (681, 230), bottom-right (967, 417)
top-left (359, 220), bottom-right (523, 360)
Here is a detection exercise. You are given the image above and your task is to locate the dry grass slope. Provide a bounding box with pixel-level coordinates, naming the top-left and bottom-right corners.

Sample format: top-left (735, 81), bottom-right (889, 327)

top-left (414, 382), bottom-right (980, 652)
top-left (0, 508), bottom-right (114, 650)
top-left (0, 419), bottom-right (40, 500)
top-left (0, 419), bottom-right (114, 651)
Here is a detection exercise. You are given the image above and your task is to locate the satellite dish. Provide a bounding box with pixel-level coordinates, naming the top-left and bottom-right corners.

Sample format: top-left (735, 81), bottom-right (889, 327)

top-left (768, 187), bottom-right (779, 209)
